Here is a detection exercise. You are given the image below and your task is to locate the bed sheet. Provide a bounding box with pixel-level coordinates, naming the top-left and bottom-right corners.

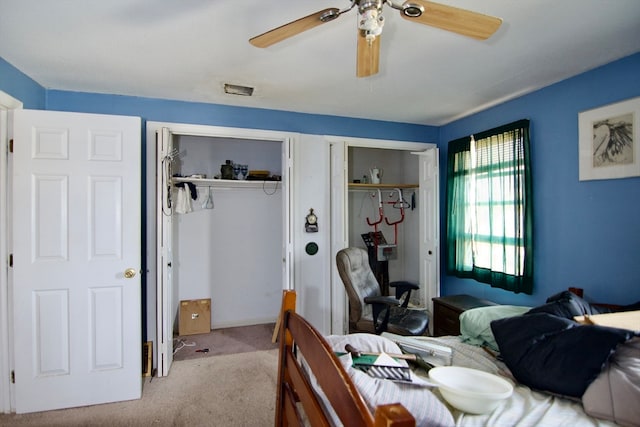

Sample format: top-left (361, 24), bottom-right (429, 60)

top-left (420, 336), bottom-right (618, 427)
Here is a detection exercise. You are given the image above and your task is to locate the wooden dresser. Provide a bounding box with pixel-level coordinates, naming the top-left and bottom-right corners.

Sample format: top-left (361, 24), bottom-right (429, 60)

top-left (432, 294), bottom-right (498, 336)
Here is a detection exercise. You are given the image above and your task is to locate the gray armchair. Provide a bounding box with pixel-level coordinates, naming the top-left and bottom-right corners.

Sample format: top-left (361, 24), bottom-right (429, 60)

top-left (336, 247), bottom-right (429, 336)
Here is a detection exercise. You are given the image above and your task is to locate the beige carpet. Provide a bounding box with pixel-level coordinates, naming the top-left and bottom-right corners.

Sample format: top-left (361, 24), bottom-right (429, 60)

top-left (0, 349), bottom-right (279, 426)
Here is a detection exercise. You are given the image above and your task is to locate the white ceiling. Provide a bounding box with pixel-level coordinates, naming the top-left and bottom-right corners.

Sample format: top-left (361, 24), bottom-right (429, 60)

top-left (1, 0), bottom-right (640, 126)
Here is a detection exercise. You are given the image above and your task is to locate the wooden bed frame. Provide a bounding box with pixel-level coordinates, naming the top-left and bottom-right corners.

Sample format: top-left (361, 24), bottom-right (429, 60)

top-left (275, 290), bottom-right (415, 427)
top-left (275, 287), bottom-right (634, 426)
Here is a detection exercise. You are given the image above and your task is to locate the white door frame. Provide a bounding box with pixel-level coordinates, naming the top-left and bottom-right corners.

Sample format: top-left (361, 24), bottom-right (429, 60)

top-left (413, 148), bottom-right (441, 331)
top-left (155, 128), bottom-right (174, 378)
top-left (145, 121), bottom-right (296, 377)
top-left (326, 134), bottom-right (437, 335)
top-left (329, 140), bottom-right (348, 335)
top-left (0, 91), bottom-right (23, 414)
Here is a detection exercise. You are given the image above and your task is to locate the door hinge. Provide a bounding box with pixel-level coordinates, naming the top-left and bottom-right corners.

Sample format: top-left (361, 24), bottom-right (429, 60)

top-left (8, 254), bottom-right (12, 268)
top-left (9, 139), bottom-right (13, 153)
top-left (11, 370), bottom-right (15, 384)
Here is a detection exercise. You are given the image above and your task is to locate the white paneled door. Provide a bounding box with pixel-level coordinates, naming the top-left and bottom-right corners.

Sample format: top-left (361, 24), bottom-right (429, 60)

top-left (12, 110), bottom-right (141, 413)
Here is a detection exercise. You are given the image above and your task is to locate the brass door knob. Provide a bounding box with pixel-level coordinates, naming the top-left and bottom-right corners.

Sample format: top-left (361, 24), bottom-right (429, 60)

top-left (124, 268), bottom-right (137, 279)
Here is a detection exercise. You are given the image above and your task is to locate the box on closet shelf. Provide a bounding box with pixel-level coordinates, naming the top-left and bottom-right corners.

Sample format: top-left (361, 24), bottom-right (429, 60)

top-left (179, 298), bottom-right (211, 336)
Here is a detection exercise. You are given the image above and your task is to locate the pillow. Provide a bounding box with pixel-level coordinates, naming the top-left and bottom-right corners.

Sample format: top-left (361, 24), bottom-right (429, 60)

top-left (459, 305), bottom-right (530, 351)
top-left (325, 334), bottom-right (455, 427)
top-left (325, 333), bottom-right (406, 360)
top-left (582, 337), bottom-right (640, 427)
top-left (491, 313), bottom-right (636, 397)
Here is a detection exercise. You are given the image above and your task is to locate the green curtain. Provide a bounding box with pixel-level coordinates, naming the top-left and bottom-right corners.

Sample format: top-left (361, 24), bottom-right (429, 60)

top-left (446, 119), bottom-right (533, 294)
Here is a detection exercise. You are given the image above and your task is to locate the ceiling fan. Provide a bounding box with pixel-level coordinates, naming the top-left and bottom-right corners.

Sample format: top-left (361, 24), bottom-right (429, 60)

top-left (249, 0), bottom-right (502, 78)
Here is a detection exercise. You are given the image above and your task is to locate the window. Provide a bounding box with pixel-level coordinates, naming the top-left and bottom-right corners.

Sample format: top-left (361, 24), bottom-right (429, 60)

top-left (446, 119), bottom-right (533, 294)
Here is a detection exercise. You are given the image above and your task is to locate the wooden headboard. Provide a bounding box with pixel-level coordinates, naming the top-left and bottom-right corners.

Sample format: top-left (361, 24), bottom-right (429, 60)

top-left (275, 290), bottom-right (415, 427)
top-left (568, 286), bottom-right (624, 311)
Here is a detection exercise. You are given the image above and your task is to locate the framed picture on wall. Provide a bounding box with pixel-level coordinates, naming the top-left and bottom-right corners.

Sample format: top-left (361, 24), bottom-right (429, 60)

top-left (579, 96), bottom-right (640, 181)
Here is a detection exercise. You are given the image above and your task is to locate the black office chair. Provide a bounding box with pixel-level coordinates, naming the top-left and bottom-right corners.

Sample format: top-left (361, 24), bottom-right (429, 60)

top-left (336, 247), bottom-right (429, 336)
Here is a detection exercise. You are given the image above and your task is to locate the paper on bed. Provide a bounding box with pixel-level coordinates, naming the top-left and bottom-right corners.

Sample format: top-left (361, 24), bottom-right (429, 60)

top-left (374, 352), bottom-right (402, 366)
top-left (381, 332), bottom-right (453, 367)
top-left (574, 310), bottom-right (640, 331)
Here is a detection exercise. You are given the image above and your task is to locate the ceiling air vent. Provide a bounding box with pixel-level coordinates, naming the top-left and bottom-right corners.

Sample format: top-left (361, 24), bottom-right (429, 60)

top-left (224, 83), bottom-right (254, 96)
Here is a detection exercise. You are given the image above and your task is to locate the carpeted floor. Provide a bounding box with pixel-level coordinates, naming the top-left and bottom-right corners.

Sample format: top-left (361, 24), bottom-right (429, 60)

top-left (0, 324), bottom-right (280, 426)
top-left (0, 349), bottom-right (279, 426)
top-left (173, 323), bottom-right (278, 361)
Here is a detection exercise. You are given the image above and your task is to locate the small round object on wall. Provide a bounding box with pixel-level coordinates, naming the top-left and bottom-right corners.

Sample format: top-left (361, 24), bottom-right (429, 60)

top-left (305, 242), bottom-right (319, 256)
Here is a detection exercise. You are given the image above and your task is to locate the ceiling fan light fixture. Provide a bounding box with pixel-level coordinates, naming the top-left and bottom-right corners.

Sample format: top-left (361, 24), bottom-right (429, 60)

top-left (223, 83), bottom-right (254, 96)
top-left (358, 3), bottom-right (384, 38)
top-left (402, 3), bottom-right (424, 18)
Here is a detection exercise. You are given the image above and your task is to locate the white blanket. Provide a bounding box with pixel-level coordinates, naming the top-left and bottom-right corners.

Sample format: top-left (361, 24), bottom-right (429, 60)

top-left (422, 337), bottom-right (618, 427)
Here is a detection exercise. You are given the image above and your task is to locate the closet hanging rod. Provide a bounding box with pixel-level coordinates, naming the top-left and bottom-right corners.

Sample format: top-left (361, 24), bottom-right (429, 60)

top-left (172, 176), bottom-right (281, 190)
top-left (348, 183), bottom-right (418, 190)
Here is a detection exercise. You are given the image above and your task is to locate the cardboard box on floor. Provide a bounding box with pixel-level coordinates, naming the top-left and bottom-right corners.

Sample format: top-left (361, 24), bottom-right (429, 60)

top-left (179, 298), bottom-right (211, 336)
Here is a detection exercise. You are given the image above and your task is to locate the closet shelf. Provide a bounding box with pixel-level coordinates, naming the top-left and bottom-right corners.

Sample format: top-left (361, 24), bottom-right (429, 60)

top-left (172, 177), bottom-right (281, 189)
top-left (348, 183), bottom-right (418, 190)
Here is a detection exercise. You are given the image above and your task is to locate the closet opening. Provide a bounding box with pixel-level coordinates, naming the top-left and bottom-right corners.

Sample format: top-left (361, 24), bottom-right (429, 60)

top-left (149, 122), bottom-right (293, 377)
top-left (328, 136), bottom-right (439, 336)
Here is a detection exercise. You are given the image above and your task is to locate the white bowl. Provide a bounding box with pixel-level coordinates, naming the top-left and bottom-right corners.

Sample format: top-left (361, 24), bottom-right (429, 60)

top-left (429, 366), bottom-right (513, 414)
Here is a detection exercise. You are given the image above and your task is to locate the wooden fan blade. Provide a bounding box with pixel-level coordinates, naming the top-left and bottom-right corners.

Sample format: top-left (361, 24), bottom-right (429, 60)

top-left (249, 8), bottom-right (341, 48)
top-left (356, 31), bottom-right (380, 77)
top-left (400, 0), bottom-right (502, 40)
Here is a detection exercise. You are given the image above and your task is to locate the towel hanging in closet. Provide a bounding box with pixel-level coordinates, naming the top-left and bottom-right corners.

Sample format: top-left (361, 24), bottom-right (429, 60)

top-left (174, 181), bottom-right (198, 200)
top-left (175, 186), bottom-right (192, 214)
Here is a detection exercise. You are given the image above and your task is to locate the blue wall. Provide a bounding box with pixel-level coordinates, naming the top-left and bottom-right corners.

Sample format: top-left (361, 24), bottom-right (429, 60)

top-left (0, 57), bottom-right (45, 109)
top-left (44, 91), bottom-right (438, 143)
top-left (1, 57), bottom-right (438, 143)
top-left (439, 53), bottom-right (640, 306)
